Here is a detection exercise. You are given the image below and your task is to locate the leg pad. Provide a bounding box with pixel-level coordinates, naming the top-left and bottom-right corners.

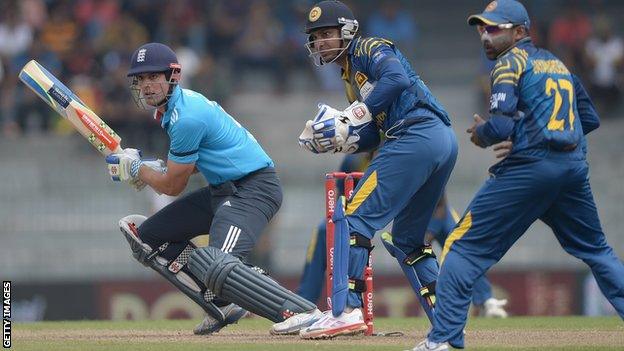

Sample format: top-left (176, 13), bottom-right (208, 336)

top-left (188, 246), bottom-right (316, 322)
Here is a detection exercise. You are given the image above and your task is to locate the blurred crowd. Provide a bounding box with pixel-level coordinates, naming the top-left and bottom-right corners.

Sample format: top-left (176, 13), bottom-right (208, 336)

top-left (0, 0), bottom-right (621, 148)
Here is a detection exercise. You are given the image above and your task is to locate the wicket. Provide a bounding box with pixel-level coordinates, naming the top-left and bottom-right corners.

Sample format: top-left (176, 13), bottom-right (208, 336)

top-left (325, 172), bottom-right (373, 336)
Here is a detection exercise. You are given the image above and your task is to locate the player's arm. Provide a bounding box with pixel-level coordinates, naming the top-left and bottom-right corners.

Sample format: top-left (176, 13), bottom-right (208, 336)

top-left (572, 74), bottom-right (600, 135)
top-left (137, 160), bottom-right (193, 196)
top-left (471, 54), bottom-right (524, 147)
top-left (360, 39), bottom-right (411, 116)
top-left (144, 116), bottom-right (203, 195)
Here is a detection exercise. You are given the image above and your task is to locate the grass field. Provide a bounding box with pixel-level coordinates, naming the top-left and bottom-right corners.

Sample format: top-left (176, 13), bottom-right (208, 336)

top-left (14, 316), bottom-right (624, 350)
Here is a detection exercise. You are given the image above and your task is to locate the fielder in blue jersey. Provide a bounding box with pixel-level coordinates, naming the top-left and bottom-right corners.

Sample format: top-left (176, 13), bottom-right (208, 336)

top-left (296, 154), bottom-right (508, 318)
top-left (273, 0), bottom-right (458, 339)
top-left (106, 43), bottom-right (319, 337)
top-left (413, 1), bottom-right (624, 350)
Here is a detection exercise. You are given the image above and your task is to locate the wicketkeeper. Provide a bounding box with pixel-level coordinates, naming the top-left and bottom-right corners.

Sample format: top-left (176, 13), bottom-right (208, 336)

top-left (275, 0), bottom-right (458, 339)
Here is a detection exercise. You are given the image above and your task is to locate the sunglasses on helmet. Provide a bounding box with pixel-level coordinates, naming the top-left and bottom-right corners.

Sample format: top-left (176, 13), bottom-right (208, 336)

top-left (477, 23), bottom-right (516, 35)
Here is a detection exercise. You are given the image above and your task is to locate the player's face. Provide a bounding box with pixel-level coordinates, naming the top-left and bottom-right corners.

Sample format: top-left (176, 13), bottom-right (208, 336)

top-left (308, 28), bottom-right (344, 63)
top-left (134, 72), bottom-right (168, 106)
top-left (477, 24), bottom-right (515, 59)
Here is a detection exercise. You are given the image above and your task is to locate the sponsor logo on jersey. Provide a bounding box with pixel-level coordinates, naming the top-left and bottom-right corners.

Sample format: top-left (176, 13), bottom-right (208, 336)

top-left (352, 106), bottom-right (367, 120)
top-left (490, 92), bottom-right (507, 109)
top-left (360, 81), bottom-right (375, 100)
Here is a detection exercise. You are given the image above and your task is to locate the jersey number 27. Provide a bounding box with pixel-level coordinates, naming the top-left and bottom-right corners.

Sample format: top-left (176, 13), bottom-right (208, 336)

top-left (545, 78), bottom-right (575, 132)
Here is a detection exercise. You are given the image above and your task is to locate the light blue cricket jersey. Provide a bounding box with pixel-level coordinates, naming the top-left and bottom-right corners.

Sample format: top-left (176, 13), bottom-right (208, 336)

top-left (160, 86), bottom-right (273, 185)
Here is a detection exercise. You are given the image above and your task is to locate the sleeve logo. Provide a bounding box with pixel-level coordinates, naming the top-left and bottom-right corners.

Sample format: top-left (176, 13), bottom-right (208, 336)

top-left (353, 106), bottom-right (367, 120)
top-left (490, 92), bottom-right (507, 110)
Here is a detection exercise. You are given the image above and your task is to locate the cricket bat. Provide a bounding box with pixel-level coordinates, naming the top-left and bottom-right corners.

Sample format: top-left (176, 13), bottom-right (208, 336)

top-left (18, 60), bottom-right (122, 156)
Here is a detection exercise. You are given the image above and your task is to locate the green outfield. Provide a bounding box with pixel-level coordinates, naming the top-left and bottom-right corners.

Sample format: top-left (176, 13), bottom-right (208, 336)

top-left (13, 316), bottom-right (624, 351)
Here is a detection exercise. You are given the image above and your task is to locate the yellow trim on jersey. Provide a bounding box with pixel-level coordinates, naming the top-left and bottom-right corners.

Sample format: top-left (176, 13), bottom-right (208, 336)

top-left (512, 56), bottom-right (526, 73)
top-left (494, 79), bottom-right (517, 85)
top-left (450, 208), bottom-right (461, 223)
top-left (440, 211), bottom-right (472, 265)
top-left (346, 170), bottom-right (377, 215)
top-left (305, 228), bottom-right (319, 263)
top-left (341, 57), bottom-right (351, 81)
top-left (344, 81), bottom-right (358, 103)
top-left (356, 38), bottom-right (372, 56)
top-left (355, 38), bottom-right (393, 57)
top-left (493, 72), bottom-right (519, 85)
top-left (492, 60), bottom-right (511, 77)
top-left (341, 59), bottom-right (358, 103)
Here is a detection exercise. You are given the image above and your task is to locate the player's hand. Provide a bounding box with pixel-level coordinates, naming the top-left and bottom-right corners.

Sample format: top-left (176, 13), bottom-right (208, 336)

top-left (492, 140), bottom-right (513, 159)
top-left (106, 148), bottom-right (143, 182)
top-left (299, 120), bottom-right (330, 153)
top-left (129, 178), bottom-right (147, 191)
top-left (310, 104), bottom-right (344, 151)
top-left (127, 159), bottom-right (167, 191)
top-left (467, 114), bottom-right (487, 148)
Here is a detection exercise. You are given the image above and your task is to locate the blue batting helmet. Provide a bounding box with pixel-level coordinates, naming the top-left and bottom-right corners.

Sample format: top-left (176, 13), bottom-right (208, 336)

top-left (127, 43), bottom-right (179, 77)
top-left (305, 0), bottom-right (356, 34)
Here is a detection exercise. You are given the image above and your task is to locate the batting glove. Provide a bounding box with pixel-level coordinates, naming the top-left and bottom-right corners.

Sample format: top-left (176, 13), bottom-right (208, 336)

top-left (106, 148), bottom-right (143, 182)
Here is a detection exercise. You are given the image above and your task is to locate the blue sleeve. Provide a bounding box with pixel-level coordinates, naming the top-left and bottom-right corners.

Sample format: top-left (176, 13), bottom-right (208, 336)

top-left (353, 122), bottom-right (381, 153)
top-left (476, 51), bottom-right (527, 146)
top-left (476, 114), bottom-right (515, 146)
top-left (168, 117), bottom-right (204, 164)
top-left (358, 39), bottom-right (410, 116)
top-left (572, 74), bottom-right (600, 135)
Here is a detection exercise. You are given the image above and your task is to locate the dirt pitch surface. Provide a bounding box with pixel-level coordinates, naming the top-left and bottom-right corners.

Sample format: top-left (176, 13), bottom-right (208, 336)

top-left (14, 317), bottom-right (624, 350)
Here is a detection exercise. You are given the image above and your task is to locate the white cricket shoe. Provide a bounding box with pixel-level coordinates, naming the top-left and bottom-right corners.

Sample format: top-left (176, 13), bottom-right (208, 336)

top-left (193, 303), bottom-right (248, 335)
top-left (299, 308), bottom-right (367, 339)
top-left (484, 297), bottom-right (508, 318)
top-left (408, 339), bottom-right (449, 351)
top-left (270, 308), bottom-right (324, 335)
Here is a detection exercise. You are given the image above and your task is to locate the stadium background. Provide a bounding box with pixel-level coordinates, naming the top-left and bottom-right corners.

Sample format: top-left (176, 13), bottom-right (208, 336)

top-left (0, 0), bottom-right (622, 321)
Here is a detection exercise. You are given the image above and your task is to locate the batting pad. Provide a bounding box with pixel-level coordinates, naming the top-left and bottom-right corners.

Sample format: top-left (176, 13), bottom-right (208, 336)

top-left (119, 215), bottom-right (225, 323)
top-left (188, 246), bottom-right (316, 322)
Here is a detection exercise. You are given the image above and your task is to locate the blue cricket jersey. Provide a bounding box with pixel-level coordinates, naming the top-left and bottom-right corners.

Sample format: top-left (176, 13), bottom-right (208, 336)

top-left (478, 38), bottom-right (588, 160)
top-left (160, 86), bottom-right (274, 185)
top-left (342, 36), bottom-right (451, 132)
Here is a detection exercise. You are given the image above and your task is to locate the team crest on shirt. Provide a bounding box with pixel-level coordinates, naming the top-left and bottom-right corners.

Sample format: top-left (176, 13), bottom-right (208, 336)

top-left (355, 71), bottom-right (368, 88)
top-left (354, 71), bottom-right (375, 100)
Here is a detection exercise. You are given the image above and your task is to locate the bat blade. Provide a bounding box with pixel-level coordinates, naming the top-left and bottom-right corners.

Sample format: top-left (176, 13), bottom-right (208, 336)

top-left (18, 60), bottom-right (123, 156)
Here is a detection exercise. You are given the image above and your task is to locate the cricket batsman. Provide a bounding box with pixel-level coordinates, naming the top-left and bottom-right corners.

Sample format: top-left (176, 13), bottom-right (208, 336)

top-left (106, 42), bottom-right (320, 335)
top-left (413, 1), bottom-right (624, 350)
top-left (273, 0), bottom-right (458, 339)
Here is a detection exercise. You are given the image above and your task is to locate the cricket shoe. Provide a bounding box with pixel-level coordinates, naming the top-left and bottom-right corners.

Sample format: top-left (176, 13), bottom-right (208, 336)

top-left (407, 339), bottom-right (449, 351)
top-left (299, 308), bottom-right (367, 339)
top-left (270, 308), bottom-right (324, 335)
top-left (483, 297), bottom-right (508, 318)
top-left (193, 303), bottom-right (248, 335)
